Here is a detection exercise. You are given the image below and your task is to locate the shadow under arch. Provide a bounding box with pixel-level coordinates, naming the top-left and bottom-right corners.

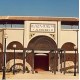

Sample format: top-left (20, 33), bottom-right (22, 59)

top-left (27, 35), bottom-right (57, 50)
top-left (61, 42), bottom-right (76, 51)
top-left (7, 41), bottom-right (23, 50)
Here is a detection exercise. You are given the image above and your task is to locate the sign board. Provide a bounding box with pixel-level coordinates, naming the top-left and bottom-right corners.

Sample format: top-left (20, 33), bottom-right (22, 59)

top-left (30, 23), bottom-right (55, 33)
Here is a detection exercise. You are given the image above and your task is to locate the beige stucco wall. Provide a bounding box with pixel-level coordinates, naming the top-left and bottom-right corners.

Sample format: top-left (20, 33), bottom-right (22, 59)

top-left (4, 29), bottom-right (24, 46)
top-left (24, 21), bottom-right (58, 48)
top-left (0, 21), bottom-right (78, 49)
top-left (24, 21), bottom-right (78, 49)
top-left (57, 21), bottom-right (61, 48)
top-left (57, 22), bottom-right (78, 48)
top-left (0, 30), bottom-right (3, 44)
top-left (60, 30), bottom-right (77, 47)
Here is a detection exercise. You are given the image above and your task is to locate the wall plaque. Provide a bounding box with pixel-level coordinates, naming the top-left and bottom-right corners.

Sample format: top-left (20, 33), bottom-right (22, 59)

top-left (30, 23), bottom-right (55, 33)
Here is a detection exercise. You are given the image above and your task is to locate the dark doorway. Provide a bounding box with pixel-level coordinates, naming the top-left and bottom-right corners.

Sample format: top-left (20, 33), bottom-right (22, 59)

top-left (34, 54), bottom-right (49, 71)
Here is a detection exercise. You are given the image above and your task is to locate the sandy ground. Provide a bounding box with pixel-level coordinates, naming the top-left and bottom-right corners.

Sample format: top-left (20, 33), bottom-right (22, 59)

top-left (0, 72), bottom-right (13, 79)
top-left (0, 71), bottom-right (79, 80)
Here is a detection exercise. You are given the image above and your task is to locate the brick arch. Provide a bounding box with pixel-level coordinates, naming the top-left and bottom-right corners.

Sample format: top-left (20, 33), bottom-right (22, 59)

top-left (0, 43), bottom-right (3, 50)
top-left (27, 35), bottom-right (57, 50)
top-left (7, 41), bottom-right (23, 50)
top-left (61, 42), bottom-right (76, 51)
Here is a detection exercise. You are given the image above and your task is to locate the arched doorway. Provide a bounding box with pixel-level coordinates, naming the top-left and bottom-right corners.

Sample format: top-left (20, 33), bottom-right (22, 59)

top-left (6, 41), bottom-right (24, 71)
top-left (61, 42), bottom-right (77, 72)
top-left (27, 35), bottom-right (57, 71)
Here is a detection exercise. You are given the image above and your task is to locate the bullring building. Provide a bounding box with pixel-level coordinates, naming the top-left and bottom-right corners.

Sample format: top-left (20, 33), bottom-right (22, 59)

top-left (0, 16), bottom-right (79, 73)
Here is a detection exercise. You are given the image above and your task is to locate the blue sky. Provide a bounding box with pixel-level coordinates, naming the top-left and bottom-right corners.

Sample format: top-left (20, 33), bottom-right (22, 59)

top-left (0, 0), bottom-right (79, 17)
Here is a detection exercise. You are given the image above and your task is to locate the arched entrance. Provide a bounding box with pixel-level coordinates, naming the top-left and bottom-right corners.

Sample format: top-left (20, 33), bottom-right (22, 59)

top-left (61, 42), bottom-right (77, 72)
top-left (27, 35), bottom-right (57, 71)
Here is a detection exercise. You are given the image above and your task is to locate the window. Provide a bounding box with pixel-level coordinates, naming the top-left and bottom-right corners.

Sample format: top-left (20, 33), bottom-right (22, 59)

top-left (0, 24), bottom-right (24, 28)
top-left (61, 25), bottom-right (79, 29)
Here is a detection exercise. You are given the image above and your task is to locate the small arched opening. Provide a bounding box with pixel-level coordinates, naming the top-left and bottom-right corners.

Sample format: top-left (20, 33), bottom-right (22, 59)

top-left (61, 42), bottom-right (77, 72)
top-left (61, 42), bottom-right (75, 51)
top-left (7, 41), bottom-right (23, 50)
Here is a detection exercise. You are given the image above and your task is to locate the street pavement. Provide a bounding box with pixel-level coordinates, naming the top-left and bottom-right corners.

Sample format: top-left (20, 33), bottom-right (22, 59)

top-left (0, 71), bottom-right (79, 80)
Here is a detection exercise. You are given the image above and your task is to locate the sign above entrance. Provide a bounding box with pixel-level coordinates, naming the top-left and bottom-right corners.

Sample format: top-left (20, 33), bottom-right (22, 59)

top-left (30, 23), bottom-right (55, 33)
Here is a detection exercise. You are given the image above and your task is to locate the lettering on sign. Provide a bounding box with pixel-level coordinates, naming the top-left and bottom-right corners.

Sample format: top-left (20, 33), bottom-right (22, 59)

top-left (30, 23), bottom-right (55, 33)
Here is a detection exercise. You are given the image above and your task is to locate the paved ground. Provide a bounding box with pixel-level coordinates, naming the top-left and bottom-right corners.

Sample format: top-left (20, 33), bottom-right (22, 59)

top-left (0, 71), bottom-right (79, 80)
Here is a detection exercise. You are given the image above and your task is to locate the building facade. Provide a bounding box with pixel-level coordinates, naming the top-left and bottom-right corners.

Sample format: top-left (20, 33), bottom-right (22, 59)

top-left (0, 16), bottom-right (79, 73)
